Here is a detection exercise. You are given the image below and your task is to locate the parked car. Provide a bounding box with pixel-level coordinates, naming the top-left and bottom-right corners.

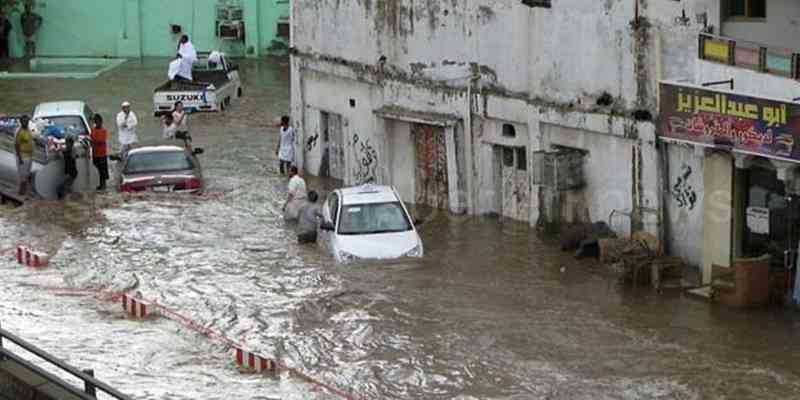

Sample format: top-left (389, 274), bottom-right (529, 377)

top-left (0, 101), bottom-right (98, 203)
top-left (152, 51), bottom-right (242, 116)
top-left (319, 184), bottom-right (424, 263)
top-left (116, 143), bottom-right (205, 194)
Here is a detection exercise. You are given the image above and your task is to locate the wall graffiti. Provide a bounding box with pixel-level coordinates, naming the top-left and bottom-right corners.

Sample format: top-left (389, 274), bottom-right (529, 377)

top-left (306, 134), bottom-right (319, 151)
top-left (351, 133), bottom-right (377, 184)
top-left (672, 163), bottom-right (697, 210)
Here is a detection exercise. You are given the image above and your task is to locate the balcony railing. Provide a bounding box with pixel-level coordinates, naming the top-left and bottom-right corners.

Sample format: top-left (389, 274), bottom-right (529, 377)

top-left (698, 33), bottom-right (800, 79)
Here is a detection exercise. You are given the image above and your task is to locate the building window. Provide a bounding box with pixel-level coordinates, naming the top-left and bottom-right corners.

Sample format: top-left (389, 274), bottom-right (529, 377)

top-left (727, 0), bottom-right (766, 19)
top-left (502, 147), bottom-right (515, 167)
top-left (521, 0), bottom-right (551, 8)
top-left (502, 123), bottom-right (516, 138)
top-left (516, 148), bottom-right (527, 171)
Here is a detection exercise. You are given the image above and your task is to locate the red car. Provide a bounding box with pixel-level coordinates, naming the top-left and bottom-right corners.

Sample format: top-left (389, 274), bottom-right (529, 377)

top-left (117, 144), bottom-right (205, 194)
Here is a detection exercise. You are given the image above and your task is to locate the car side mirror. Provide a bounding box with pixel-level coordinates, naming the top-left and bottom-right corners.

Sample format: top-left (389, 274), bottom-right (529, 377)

top-left (413, 217), bottom-right (425, 226)
top-left (320, 221), bottom-right (335, 231)
top-left (193, 148), bottom-right (204, 155)
top-left (109, 154), bottom-right (121, 162)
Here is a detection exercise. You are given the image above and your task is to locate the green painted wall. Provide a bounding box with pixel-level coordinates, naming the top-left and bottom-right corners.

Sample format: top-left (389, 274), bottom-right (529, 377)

top-left (6, 0), bottom-right (289, 58)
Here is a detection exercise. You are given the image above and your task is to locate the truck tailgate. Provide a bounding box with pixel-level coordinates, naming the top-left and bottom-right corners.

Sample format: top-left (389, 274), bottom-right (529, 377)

top-left (153, 89), bottom-right (217, 113)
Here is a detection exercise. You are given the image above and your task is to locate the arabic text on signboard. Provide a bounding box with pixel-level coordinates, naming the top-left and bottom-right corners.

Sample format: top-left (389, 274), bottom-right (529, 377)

top-left (659, 83), bottom-right (800, 161)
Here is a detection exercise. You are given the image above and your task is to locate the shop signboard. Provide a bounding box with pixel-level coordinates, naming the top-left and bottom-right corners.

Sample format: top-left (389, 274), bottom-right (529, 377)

top-left (659, 82), bottom-right (800, 161)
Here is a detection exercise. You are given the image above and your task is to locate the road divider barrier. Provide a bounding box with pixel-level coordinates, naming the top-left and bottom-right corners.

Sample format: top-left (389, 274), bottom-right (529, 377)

top-left (16, 244), bottom-right (49, 268)
top-left (234, 348), bottom-right (276, 373)
top-left (121, 293), bottom-right (157, 319)
top-left (14, 283), bottom-right (359, 400)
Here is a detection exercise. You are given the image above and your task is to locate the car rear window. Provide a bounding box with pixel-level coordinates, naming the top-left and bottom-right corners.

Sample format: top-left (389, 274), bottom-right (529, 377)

top-left (43, 116), bottom-right (88, 136)
top-left (125, 151), bottom-right (194, 174)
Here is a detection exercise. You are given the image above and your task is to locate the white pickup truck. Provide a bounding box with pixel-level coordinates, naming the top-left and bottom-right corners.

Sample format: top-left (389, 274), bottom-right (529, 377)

top-left (152, 52), bottom-right (243, 116)
top-left (0, 101), bottom-right (99, 203)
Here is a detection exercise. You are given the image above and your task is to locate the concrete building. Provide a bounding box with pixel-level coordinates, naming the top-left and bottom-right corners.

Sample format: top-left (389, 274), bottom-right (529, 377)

top-left (291, 0), bottom-right (800, 301)
top-left (657, 0), bottom-right (800, 301)
top-left (290, 0), bottom-right (698, 232)
top-left (4, 0), bottom-right (289, 58)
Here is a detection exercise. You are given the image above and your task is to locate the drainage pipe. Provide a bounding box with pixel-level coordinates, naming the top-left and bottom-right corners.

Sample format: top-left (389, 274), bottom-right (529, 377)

top-left (138, 0), bottom-right (144, 59)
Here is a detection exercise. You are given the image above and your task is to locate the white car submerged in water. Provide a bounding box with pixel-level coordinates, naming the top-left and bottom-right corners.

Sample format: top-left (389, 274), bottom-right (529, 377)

top-left (319, 184), bottom-right (424, 263)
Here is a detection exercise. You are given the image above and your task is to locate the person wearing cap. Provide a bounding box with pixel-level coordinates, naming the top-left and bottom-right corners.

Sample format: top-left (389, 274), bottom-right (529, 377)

top-left (14, 115), bottom-right (34, 196)
top-left (116, 101), bottom-right (138, 160)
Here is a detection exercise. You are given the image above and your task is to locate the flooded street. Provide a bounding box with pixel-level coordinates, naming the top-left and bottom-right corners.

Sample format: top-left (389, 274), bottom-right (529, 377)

top-left (2, 58), bottom-right (800, 400)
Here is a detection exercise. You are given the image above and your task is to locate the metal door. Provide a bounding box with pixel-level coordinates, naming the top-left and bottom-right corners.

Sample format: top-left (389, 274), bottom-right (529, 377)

top-left (328, 114), bottom-right (345, 181)
top-left (413, 124), bottom-right (448, 209)
top-left (500, 147), bottom-right (530, 222)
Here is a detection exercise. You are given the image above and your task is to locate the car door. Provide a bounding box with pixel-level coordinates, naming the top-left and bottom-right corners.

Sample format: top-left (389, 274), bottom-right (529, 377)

top-left (320, 192), bottom-right (340, 254)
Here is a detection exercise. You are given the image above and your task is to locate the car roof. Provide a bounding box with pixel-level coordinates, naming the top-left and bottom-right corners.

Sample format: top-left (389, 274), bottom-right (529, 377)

top-left (338, 184), bottom-right (400, 205)
top-left (33, 101), bottom-right (87, 118)
top-left (128, 145), bottom-right (186, 155)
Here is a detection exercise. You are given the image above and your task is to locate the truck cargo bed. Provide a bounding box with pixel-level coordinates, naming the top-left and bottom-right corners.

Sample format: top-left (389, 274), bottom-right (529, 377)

top-left (155, 70), bottom-right (230, 92)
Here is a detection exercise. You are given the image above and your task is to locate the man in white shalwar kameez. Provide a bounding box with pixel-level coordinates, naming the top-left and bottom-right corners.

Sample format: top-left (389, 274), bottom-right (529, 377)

top-left (176, 34), bottom-right (197, 81)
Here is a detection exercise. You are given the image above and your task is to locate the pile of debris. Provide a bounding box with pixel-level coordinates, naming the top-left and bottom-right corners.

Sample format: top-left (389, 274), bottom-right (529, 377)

top-left (559, 222), bottom-right (616, 258)
top-left (601, 232), bottom-right (683, 288)
top-left (559, 222), bottom-right (683, 289)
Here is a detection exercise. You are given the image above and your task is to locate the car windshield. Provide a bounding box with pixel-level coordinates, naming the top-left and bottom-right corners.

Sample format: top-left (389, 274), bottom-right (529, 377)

top-left (338, 201), bottom-right (412, 235)
top-left (43, 116), bottom-right (87, 136)
top-left (125, 151), bottom-right (193, 174)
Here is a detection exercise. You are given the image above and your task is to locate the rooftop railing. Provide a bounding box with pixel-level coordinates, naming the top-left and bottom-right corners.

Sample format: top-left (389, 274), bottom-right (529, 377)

top-left (699, 32), bottom-right (799, 80)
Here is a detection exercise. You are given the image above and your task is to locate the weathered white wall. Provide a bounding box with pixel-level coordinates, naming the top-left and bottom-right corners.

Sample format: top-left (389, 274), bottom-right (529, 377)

top-left (297, 70), bottom-right (375, 185)
top-left (291, 0), bottom-right (680, 233)
top-left (702, 151), bottom-right (734, 283)
top-left (696, 59), bottom-right (800, 102)
top-left (721, 0), bottom-right (800, 51)
top-left (665, 144), bottom-right (705, 267)
top-left (293, 0), bottom-right (711, 111)
top-left (541, 123), bottom-right (634, 235)
top-left (304, 108), bottom-right (323, 176)
top-left (386, 119), bottom-right (416, 203)
top-left (292, 0), bottom-right (531, 92)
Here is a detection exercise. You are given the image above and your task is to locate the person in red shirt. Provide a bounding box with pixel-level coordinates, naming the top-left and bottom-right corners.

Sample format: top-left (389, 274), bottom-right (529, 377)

top-left (90, 114), bottom-right (109, 190)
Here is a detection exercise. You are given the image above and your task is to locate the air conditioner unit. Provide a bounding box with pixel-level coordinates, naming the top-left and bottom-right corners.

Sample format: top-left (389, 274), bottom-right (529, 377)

top-left (217, 21), bottom-right (244, 40)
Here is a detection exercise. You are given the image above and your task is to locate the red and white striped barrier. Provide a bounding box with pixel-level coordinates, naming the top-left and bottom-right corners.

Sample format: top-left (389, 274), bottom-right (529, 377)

top-left (234, 348), bottom-right (276, 373)
top-left (121, 294), bottom-right (156, 319)
top-left (15, 245), bottom-right (49, 268)
top-left (24, 284), bottom-right (358, 399)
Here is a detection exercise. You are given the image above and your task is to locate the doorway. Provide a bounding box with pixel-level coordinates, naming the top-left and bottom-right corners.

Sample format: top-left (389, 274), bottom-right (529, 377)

top-left (742, 165), bottom-right (800, 269)
top-left (412, 123), bottom-right (449, 209)
top-left (320, 111), bottom-right (345, 182)
top-left (496, 146), bottom-right (530, 221)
